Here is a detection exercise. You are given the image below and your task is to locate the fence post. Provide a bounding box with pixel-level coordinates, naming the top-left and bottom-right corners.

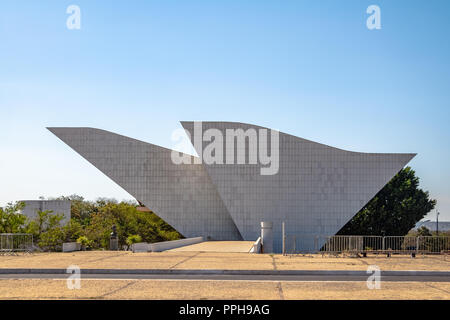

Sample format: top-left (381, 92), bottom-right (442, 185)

top-left (282, 221), bottom-right (285, 255)
top-left (293, 235), bottom-right (296, 253)
top-left (382, 236), bottom-right (385, 252)
top-left (416, 236), bottom-right (419, 255)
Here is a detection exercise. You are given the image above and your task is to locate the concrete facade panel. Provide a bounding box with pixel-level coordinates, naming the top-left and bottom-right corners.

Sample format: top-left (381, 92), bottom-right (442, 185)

top-left (19, 200), bottom-right (71, 226)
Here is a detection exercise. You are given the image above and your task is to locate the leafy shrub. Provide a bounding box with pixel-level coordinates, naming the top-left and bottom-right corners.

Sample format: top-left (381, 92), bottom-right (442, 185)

top-left (38, 227), bottom-right (65, 251)
top-left (126, 234), bottom-right (142, 247)
top-left (3, 196), bottom-right (183, 251)
top-left (76, 236), bottom-right (93, 249)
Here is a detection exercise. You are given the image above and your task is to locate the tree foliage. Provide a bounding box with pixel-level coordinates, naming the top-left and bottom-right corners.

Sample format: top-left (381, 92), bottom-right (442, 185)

top-left (81, 200), bottom-right (181, 249)
top-left (0, 195), bottom-right (182, 251)
top-left (76, 235), bottom-right (93, 249)
top-left (51, 194), bottom-right (98, 226)
top-left (126, 234), bottom-right (142, 250)
top-left (25, 210), bottom-right (65, 250)
top-left (338, 167), bottom-right (436, 236)
top-left (0, 202), bottom-right (27, 233)
top-left (417, 226), bottom-right (432, 237)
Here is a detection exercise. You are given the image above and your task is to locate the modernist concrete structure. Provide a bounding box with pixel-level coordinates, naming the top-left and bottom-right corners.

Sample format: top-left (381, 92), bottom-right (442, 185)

top-left (19, 200), bottom-right (71, 225)
top-left (48, 122), bottom-right (415, 252)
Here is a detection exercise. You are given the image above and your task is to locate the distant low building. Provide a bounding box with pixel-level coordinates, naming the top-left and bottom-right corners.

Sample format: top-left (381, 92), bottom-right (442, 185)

top-left (19, 200), bottom-right (71, 226)
top-left (414, 220), bottom-right (450, 232)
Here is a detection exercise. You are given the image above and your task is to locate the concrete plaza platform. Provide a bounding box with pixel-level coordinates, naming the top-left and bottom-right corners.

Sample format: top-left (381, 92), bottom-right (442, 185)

top-left (0, 251), bottom-right (449, 271)
top-left (1, 251), bottom-right (449, 300)
top-left (168, 241), bottom-right (254, 252)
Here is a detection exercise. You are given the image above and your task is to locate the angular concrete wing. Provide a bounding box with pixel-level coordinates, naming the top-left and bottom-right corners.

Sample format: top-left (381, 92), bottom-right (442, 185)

top-left (181, 121), bottom-right (416, 252)
top-left (49, 122), bottom-right (415, 253)
top-left (47, 127), bottom-right (243, 240)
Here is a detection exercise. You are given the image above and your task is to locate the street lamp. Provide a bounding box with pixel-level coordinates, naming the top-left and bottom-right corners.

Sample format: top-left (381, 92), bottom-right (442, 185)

top-left (436, 211), bottom-right (440, 236)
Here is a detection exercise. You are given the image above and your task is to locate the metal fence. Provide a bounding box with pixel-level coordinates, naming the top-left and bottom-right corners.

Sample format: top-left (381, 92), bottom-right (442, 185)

top-left (0, 233), bottom-right (34, 254)
top-left (417, 236), bottom-right (450, 254)
top-left (284, 235), bottom-right (450, 255)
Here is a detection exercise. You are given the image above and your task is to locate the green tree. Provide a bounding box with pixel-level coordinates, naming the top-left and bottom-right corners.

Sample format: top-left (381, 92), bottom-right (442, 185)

top-left (84, 210), bottom-right (115, 249)
top-left (126, 234), bottom-right (142, 250)
top-left (81, 199), bottom-right (182, 249)
top-left (338, 167), bottom-right (436, 236)
top-left (39, 226), bottom-right (65, 251)
top-left (0, 202), bottom-right (27, 233)
top-left (26, 210), bottom-right (65, 250)
top-left (63, 219), bottom-right (84, 242)
top-left (76, 235), bottom-right (93, 250)
top-left (52, 195), bottom-right (98, 226)
top-left (417, 226), bottom-right (432, 237)
top-left (5, 195), bottom-right (183, 251)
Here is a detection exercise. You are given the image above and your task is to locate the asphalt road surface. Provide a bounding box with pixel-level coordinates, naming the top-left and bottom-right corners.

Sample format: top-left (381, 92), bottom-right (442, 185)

top-left (0, 273), bottom-right (448, 282)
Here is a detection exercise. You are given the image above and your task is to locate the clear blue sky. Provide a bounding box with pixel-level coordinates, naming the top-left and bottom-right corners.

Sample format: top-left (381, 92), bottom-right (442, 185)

top-left (1, 1), bottom-right (449, 221)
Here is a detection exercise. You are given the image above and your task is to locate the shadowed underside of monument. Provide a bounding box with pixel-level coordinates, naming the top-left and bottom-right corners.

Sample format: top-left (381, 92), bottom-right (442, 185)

top-left (48, 122), bottom-right (415, 252)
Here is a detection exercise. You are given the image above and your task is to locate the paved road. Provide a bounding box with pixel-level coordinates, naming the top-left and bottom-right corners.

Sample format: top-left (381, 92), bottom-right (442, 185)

top-left (0, 273), bottom-right (448, 282)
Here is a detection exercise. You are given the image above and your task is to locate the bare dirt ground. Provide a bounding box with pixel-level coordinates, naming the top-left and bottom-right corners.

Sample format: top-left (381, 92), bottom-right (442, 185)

top-left (0, 279), bottom-right (448, 300)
